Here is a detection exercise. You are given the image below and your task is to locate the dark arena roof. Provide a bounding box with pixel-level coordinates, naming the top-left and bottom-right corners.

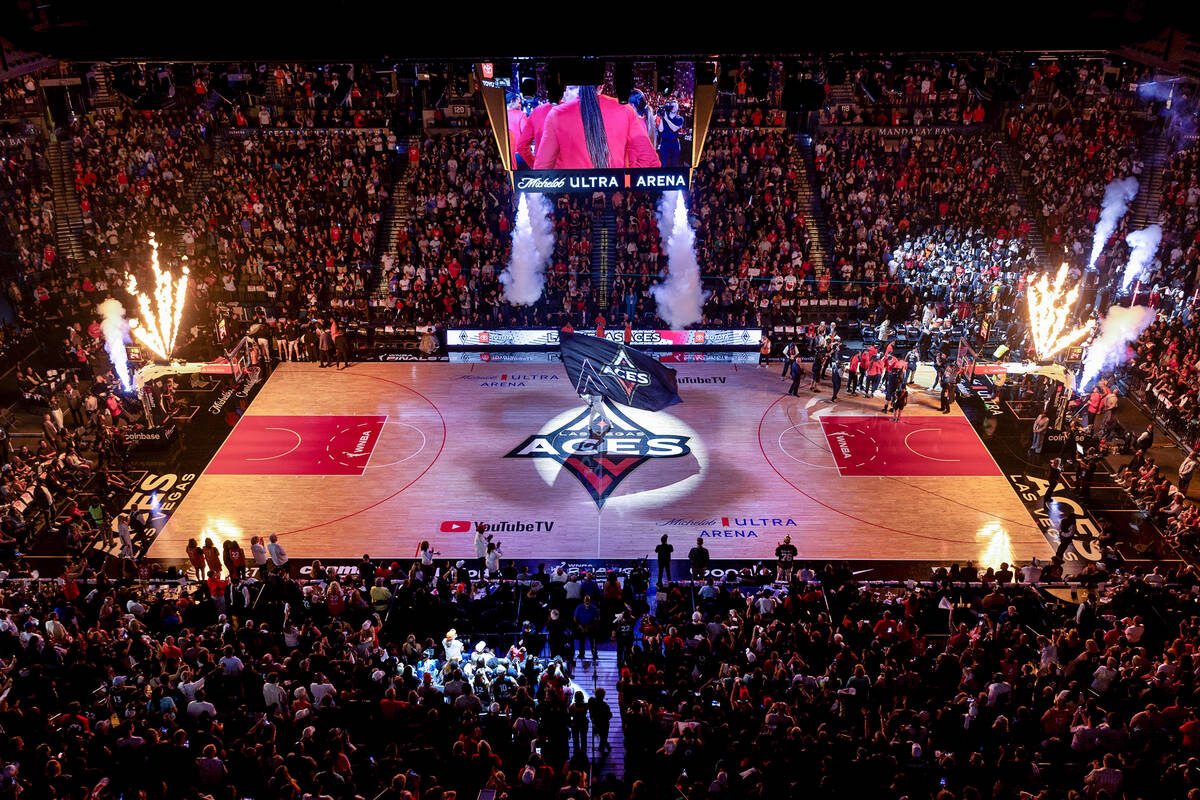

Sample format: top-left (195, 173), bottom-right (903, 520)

top-left (0, 1), bottom-right (1189, 60)
top-left (0, 2), bottom-right (1199, 800)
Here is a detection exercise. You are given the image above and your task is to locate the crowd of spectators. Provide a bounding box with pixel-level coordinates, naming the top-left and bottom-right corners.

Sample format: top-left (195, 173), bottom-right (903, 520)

top-left (688, 128), bottom-right (814, 326)
top-left (819, 58), bottom-right (988, 127)
top-left (380, 132), bottom-right (520, 327)
top-left (1153, 143), bottom-right (1200, 293)
top-left (618, 560), bottom-right (1200, 800)
top-left (1129, 314), bottom-right (1200, 451)
top-left (69, 106), bottom-right (211, 264)
top-left (0, 132), bottom-right (55, 279)
top-left (229, 63), bottom-right (414, 130)
top-left (811, 129), bottom-right (1038, 336)
top-left (3, 544), bottom-right (1200, 799)
top-left (4, 52), bottom-right (1200, 800)
top-left (1006, 95), bottom-right (1143, 275)
top-left (175, 127), bottom-right (394, 325)
top-left (0, 552), bottom-right (637, 800)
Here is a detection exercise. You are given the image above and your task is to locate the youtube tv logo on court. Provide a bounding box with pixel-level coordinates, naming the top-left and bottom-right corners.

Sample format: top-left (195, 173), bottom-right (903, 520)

top-left (441, 519), bottom-right (556, 533)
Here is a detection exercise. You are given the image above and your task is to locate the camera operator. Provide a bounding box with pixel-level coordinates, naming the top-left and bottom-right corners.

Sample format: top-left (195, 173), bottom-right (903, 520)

top-left (657, 100), bottom-right (685, 167)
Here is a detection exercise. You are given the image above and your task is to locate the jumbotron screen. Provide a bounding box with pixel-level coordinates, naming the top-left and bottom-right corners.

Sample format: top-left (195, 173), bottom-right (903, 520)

top-left (478, 60), bottom-right (712, 192)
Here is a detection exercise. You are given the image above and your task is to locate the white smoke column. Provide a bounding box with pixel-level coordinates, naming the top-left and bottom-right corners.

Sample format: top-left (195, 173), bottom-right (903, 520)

top-left (1120, 224), bottom-right (1163, 291)
top-left (656, 188), bottom-right (679, 249)
top-left (1088, 177), bottom-right (1139, 269)
top-left (529, 192), bottom-right (555, 272)
top-left (1079, 305), bottom-right (1157, 389)
top-left (650, 189), bottom-right (707, 328)
top-left (98, 298), bottom-right (133, 392)
top-left (499, 192), bottom-right (555, 305)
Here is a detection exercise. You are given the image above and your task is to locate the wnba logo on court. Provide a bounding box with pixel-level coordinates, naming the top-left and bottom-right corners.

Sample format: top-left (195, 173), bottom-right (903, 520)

top-left (505, 403), bottom-right (690, 508)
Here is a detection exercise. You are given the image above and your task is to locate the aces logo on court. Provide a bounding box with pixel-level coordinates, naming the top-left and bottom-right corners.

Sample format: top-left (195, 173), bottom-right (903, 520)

top-left (505, 401), bottom-right (691, 508)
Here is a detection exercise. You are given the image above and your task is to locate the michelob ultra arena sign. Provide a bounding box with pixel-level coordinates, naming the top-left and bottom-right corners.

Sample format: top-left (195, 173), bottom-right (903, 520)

top-left (514, 167), bottom-right (690, 193)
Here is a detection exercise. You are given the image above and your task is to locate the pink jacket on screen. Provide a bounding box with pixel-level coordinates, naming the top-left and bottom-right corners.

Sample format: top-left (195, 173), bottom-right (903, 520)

top-left (514, 101), bottom-right (555, 168)
top-left (533, 94), bottom-right (661, 170)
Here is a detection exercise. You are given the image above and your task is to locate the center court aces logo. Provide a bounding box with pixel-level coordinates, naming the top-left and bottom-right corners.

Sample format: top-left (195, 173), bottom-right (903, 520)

top-left (505, 402), bottom-right (690, 508)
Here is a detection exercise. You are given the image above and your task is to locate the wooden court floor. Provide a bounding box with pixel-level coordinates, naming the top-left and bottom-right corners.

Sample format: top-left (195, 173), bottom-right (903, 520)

top-left (146, 362), bottom-right (1052, 566)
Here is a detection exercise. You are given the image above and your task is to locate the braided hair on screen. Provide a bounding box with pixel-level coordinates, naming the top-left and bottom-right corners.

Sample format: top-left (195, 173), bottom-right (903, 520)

top-left (578, 85), bottom-right (610, 169)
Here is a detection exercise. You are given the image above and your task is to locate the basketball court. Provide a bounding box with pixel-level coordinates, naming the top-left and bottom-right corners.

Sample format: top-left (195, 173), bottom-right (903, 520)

top-left (146, 362), bottom-right (1052, 566)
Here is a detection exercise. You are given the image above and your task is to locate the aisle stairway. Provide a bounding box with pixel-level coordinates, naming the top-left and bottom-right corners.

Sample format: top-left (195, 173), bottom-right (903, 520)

top-left (88, 64), bottom-right (119, 110)
top-left (1129, 132), bottom-right (1170, 231)
top-left (591, 202), bottom-right (616, 311)
top-left (170, 132), bottom-right (217, 259)
top-left (825, 83), bottom-right (857, 108)
top-left (46, 138), bottom-right (88, 264)
top-left (795, 136), bottom-right (834, 282)
top-left (996, 136), bottom-right (1055, 269)
top-left (369, 135), bottom-right (420, 304)
top-left (570, 648), bottom-right (625, 779)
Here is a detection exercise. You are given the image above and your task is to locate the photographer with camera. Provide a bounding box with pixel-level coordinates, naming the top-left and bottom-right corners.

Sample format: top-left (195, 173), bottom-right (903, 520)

top-left (657, 100), bottom-right (686, 167)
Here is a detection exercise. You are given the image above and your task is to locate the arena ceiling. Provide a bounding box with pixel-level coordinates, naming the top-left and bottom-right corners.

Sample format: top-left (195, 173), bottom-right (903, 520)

top-left (0, 1), bottom-right (1191, 62)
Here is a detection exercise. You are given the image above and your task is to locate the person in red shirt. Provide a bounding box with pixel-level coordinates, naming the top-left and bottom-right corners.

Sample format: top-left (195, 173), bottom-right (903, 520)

top-left (513, 88), bottom-right (577, 169)
top-left (1181, 710), bottom-right (1200, 750)
top-left (594, 314), bottom-right (606, 338)
top-left (160, 635), bottom-right (183, 663)
top-left (206, 570), bottom-right (229, 612)
top-left (872, 611), bottom-right (899, 642)
top-left (847, 352), bottom-right (861, 396)
top-left (506, 93), bottom-right (527, 170)
top-left (866, 355), bottom-right (887, 398)
top-left (623, 320), bottom-right (633, 345)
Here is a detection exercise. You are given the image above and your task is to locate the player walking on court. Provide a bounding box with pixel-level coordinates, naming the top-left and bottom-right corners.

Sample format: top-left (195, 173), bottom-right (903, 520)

top-left (891, 385), bottom-right (909, 422)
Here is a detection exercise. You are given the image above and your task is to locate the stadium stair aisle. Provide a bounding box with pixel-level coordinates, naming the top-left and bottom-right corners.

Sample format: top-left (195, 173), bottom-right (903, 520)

top-left (996, 135), bottom-right (1054, 269)
top-left (571, 647), bottom-right (626, 779)
top-left (1129, 131), bottom-right (1170, 230)
top-left (87, 64), bottom-right (119, 109)
top-left (172, 129), bottom-right (216, 258)
top-left (46, 137), bottom-right (89, 265)
top-left (370, 134), bottom-right (419, 302)
top-left (795, 136), bottom-right (834, 283)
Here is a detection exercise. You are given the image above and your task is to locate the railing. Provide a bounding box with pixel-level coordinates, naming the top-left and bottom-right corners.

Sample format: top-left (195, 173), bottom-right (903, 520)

top-left (1122, 366), bottom-right (1199, 451)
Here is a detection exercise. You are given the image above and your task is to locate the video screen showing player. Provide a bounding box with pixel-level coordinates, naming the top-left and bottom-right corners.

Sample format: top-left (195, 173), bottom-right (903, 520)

top-left (506, 64), bottom-right (693, 172)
